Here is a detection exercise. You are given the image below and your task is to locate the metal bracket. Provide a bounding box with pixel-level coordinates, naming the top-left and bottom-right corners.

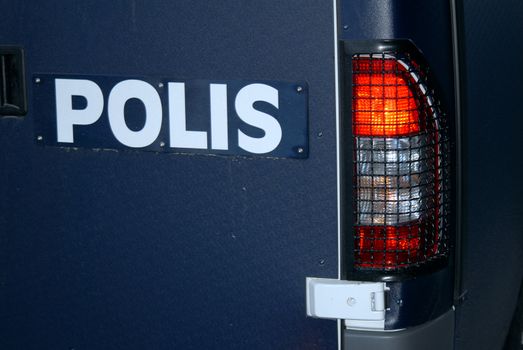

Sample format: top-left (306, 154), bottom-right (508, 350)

top-left (306, 277), bottom-right (387, 330)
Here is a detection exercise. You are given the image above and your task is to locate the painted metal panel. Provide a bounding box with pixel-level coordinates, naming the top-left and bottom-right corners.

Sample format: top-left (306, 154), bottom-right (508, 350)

top-left (0, 1), bottom-right (337, 349)
top-left (454, 0), bottom-right (523, 349)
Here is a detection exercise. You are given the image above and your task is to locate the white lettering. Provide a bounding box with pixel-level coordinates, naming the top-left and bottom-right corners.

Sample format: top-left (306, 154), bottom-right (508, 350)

top-left (107, 80), bottom-right (162, 148)
top-left (55, 79), bottom-right (104, 143)
top-left (53, 79), bottom-right (288, 156)
top-left (210, 84), bottom-right (228, 150)
top-left (235, 84), bottom-right (282, 154)
top-left (168, 82), bottom-right (208, 149)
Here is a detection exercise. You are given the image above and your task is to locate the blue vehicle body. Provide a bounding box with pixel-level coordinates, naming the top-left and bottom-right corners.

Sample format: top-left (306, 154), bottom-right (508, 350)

top-left (1, 0), bottom-right (522, 349)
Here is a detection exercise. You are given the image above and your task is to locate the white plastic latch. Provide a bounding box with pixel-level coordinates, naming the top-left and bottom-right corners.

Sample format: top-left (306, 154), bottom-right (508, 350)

top-left (306, 277), bottom-right (387, 330)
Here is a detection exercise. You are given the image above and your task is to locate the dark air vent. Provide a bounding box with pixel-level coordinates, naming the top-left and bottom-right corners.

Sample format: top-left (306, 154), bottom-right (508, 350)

top-left (0, 47), bottom-right (27, 116)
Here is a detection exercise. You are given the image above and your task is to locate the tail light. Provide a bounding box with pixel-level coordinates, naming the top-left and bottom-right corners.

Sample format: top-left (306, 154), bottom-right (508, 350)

top-left (350, 48), bottom-right (450, 271)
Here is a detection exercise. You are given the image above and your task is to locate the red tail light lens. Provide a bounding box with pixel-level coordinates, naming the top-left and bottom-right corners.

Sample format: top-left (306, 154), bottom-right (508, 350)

top-left (352, 54), bottom-right (448, 270)
top-left (353, 59), bottom-right (421, 137)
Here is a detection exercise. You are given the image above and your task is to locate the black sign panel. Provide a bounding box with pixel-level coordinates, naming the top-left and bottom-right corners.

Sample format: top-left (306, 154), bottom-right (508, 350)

top-left (33, 75), bottom-right (309, 158)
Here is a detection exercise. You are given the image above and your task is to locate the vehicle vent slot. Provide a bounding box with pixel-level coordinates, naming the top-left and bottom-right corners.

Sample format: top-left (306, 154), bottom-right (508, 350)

top-left (0, 47), bottom-right (27, 116)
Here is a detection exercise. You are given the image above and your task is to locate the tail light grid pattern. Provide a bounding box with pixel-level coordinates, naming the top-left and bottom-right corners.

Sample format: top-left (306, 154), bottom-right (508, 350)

top-left (352, 53), bottom-right (450, 271)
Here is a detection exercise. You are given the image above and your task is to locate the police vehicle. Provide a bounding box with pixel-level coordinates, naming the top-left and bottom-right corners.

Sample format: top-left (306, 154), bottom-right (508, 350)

top-left (1, 0), bottom-right (522, 349)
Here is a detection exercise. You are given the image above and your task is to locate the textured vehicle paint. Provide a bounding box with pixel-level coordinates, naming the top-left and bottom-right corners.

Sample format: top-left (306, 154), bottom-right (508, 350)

top-left (0, 1), bottom-right (337, 349)
top-left (454, 0), bottom-right (523, 349)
